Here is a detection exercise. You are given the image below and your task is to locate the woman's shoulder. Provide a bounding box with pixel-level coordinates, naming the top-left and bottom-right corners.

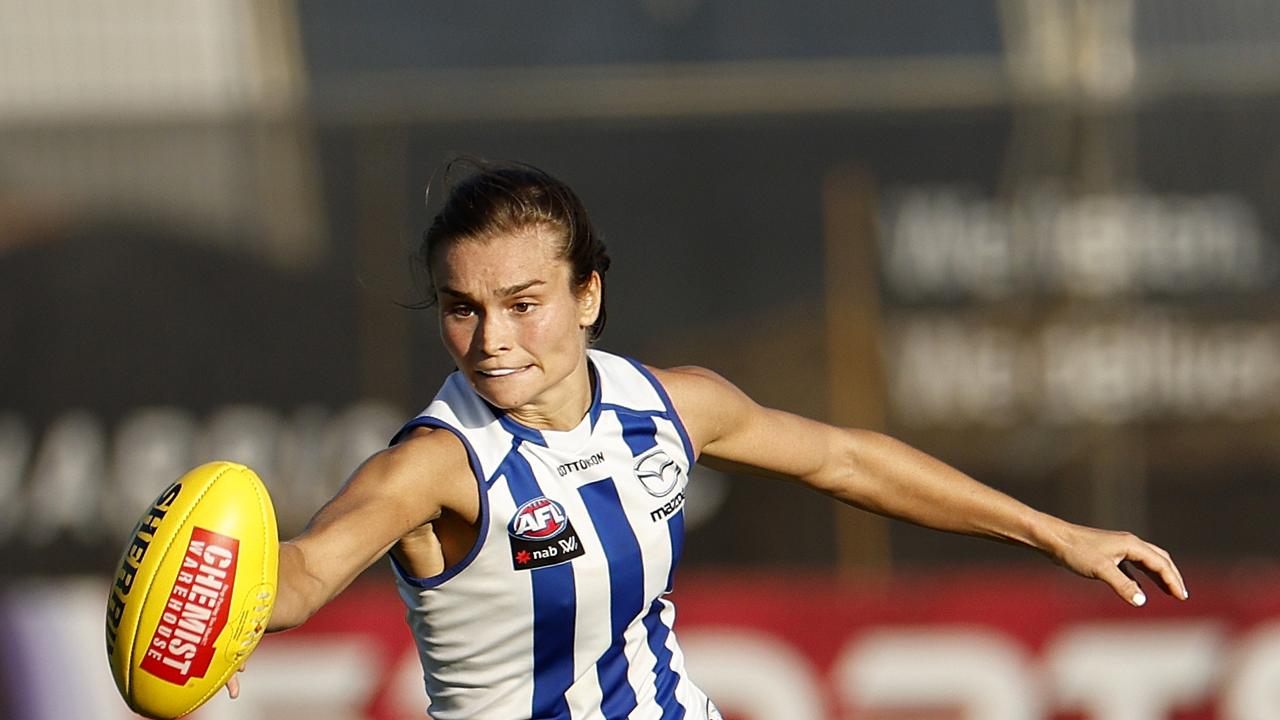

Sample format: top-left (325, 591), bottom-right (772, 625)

top-left (589, 350), bottom-right (731, 410)
top-left (371, 426), bottom-right (477, 507)
top-left (647, 363), bottom-right (740, 399)
top-left (645, 364), bottom-right (757, 449)
top-left (387, 425), bottom-right (471, 468)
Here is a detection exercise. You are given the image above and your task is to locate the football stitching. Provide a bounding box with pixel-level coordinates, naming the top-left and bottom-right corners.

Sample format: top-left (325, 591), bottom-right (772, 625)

top-left (124, 462), bottom-right (235, 710)
top-left (184, 466), bottom-right (274, 715)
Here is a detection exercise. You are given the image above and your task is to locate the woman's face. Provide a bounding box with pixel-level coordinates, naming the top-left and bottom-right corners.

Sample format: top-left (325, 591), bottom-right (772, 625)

top-left (432, 227), bottom-right (601, 428)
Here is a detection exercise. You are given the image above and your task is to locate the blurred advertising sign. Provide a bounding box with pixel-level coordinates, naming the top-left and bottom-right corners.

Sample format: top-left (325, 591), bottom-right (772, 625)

top-left (876, 185), bottom-right (1280, 428)
top-left (0, 402), bottom-right (403, 572)
top-left (882, 187), bottom-right (1271, 301)
top-left (0, 402), bottom-right (728, 574)
top-left (5, 569), bottom-right (1276, 720)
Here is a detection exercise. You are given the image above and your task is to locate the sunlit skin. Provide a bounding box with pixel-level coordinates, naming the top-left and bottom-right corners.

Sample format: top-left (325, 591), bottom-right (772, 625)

top-left (226, 229), bottom-right (602, 701)
top-left (433, 227), bottom-right (602, 431)
top-left (229, 223), bottom-right (1190, 702)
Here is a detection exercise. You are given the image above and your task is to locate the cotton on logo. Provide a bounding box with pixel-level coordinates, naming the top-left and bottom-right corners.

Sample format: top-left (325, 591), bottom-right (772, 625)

top-left (508, 497), bottom-right (568, 540)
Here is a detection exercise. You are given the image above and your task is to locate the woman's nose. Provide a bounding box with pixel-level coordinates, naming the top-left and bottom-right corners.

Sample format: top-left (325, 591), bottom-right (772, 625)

top-left (476, 312), bottom-right (513, 355)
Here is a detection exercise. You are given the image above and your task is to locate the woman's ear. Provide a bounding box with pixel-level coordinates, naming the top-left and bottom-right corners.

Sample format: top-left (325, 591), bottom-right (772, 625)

top-left (577, 271), bottom-right (603, 328)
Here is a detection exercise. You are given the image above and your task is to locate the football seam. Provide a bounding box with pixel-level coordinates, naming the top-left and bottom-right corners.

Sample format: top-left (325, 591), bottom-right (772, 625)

top-left (183, 469), bottom-right (273, 715)
top-left (124, 462), bottom-right (239, 710)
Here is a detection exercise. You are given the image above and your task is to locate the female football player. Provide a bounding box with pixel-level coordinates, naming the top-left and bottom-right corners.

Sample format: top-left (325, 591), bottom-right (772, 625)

top-left (239, 160), bottom-right (1187, 719)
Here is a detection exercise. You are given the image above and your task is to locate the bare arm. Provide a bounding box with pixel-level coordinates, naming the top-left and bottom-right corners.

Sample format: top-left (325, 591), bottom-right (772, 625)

top-left (226, 428), bottom-right (474, 699)
top-left (655, 365), bottom-right (1189, 606)
top-left (268, 427), bottom-right (474, 630)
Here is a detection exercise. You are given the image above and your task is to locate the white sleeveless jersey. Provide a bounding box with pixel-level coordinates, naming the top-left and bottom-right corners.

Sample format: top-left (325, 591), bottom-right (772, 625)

top-left (390, 349), bottom-right (719, 720)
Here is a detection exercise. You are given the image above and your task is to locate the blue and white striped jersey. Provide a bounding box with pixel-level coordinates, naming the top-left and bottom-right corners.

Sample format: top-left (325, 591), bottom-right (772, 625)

top-left (390, 349), bottom-right (719, 720)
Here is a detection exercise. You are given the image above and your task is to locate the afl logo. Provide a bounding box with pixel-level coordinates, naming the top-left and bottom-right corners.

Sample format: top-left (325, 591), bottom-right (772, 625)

top-left (634, 449), bottom-right (683, 497)
top-left (509, 497), bottom-right (570, 540)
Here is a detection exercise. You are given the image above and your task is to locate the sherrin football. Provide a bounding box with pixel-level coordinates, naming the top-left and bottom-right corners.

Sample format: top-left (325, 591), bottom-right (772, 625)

top-left (106, 461), bottom-right (279, 719)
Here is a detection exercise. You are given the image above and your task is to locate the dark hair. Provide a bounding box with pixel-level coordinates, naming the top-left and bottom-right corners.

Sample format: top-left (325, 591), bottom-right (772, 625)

top-left (414, 158), bottom-right (611, 342)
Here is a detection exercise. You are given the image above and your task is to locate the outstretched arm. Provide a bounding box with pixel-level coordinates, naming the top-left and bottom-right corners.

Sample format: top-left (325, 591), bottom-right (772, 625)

top-left (655, 365), bottom-right (1189, 607)
top-left (225, 427), bottom-right (474, 699)
top-left (268, 427), bottom-right (474, 630)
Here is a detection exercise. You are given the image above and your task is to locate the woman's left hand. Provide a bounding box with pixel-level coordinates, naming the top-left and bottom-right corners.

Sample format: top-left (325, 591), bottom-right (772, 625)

top-left (1047, 522), bottom-right (1189, 606)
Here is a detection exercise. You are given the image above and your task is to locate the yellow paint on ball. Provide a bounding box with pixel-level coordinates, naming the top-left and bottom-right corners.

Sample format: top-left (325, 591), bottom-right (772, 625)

top-left (106, 461), bottom-right (278, 719)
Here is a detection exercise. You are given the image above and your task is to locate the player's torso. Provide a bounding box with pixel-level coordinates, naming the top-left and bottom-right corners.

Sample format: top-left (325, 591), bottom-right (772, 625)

top-left (392, 350), bottom-right (708, 720)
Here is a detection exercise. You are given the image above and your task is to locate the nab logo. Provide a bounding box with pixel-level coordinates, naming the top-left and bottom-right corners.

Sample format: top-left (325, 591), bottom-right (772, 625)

top-left (507, 496), bottom-right (585, 570)
top-left (509, 497), bottom-right (569, 541)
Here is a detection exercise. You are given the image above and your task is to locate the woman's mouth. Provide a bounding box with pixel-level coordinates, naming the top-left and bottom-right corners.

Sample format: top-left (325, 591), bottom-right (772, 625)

top-left (477, 365), bottom-right (530, 378)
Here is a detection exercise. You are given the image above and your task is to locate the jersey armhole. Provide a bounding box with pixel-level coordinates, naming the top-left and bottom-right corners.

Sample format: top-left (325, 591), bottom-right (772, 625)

top-left (624, 357), bottom-right (697, 466)
top-left (388, 416), bottom-right (491, 589)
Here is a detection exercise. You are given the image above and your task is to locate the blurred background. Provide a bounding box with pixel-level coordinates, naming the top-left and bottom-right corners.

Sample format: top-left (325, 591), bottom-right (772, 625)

top-left (2, 1), bottom-right (1279, 718)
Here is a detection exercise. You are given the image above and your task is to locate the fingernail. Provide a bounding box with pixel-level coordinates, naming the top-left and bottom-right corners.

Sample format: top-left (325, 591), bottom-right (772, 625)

top-left (1132, 592), bottom-right (1147, 607)
top-left (1182, 588), bottom-right (1190, 600)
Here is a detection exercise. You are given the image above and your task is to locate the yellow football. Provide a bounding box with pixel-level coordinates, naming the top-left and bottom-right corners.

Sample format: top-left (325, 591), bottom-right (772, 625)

top-left (106, 461), bottom-right (279, 719)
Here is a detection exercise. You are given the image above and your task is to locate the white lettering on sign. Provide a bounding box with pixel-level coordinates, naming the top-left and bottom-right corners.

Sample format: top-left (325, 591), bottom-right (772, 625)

top-left (193, 640), bottom-right (380, 720)
top-left (888, 314), bottom-right (1280, 427)
top-left (1041, 317), bottom-right (1280, 424)
top-left (831, 628), bottom-right (1043, 720)
top-left (26, 411), bottom-right (105, 545)
top-left (3, 402), bottom-right (403, 547)
top-left (0, 402), bottom-right (731, 552)
top-left (678, 622), bottom-right (1280, 720)
top-left (679, 630), bottom-right (828, 720)
top-left (889, 318), bottom-right (1019, 426)
top-left (16, 579), bottom-right (1280, 720)
top-left (883, 187), bottom-right (1272, 299)
top-left (1044, 622), bottom-right (1226, 720)
top-left (1221, 621), bottom-right (1280, 720)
